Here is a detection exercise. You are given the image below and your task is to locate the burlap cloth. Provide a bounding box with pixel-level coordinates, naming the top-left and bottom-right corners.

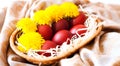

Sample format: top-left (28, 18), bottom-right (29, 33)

top-left (0, 0), bottom-right (120, 66)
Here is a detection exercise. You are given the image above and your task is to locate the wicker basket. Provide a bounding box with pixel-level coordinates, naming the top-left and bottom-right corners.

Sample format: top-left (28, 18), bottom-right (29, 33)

top-left (10, 20), bottom-right (102, 65)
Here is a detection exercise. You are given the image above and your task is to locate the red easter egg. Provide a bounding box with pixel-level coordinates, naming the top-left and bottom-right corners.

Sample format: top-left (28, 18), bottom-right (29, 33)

top-left (52, 19), bottom-right (69, 33)
top-left (70, 24), bottom-right (86, 35)
top-left (38, 51), bottom-right (51, 57)
top-left (52, 30), bottom-right (72, 45)
top-left (41, 40), bottom-right (57, 50)
top-left (38, 25), bottom-right (53, 40)
top-left (38, 40), bottom-right (57, 57)
top-left (70, 11), bottom-right (87, 26)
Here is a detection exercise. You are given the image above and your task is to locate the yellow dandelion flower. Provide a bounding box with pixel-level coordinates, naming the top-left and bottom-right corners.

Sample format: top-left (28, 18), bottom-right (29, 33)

top-left (17, 32), bottom-right (45, 53)
top-left (45, 5), bottom-right (64, 22)
top-left (60, 2), bottom-right (79, 18)
top-left (32, 10), bottom-right (52, 25)
top-left (16, 18), bottom-right (37, 33)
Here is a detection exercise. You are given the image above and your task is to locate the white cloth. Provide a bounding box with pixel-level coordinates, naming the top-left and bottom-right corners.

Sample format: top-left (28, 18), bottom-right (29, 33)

top-left (0, 0), bottom-right (120, 66)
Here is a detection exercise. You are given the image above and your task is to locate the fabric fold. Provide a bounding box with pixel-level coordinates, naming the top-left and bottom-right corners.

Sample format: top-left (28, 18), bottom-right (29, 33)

top-left (0, 0), bottom-right (120, 66)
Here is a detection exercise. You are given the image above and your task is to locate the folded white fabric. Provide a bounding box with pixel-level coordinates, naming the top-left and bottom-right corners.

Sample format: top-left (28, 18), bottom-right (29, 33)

top-left (0, 0), bottom-right (120, 66)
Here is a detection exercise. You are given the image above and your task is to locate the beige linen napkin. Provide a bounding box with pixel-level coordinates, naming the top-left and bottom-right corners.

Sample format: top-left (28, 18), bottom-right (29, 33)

top-left (0, 0), bottom-right (120, 66)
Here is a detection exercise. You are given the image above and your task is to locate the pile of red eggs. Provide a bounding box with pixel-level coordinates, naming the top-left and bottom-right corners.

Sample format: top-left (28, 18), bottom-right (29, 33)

top-left (37, 11), bottom-right (87, 55)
